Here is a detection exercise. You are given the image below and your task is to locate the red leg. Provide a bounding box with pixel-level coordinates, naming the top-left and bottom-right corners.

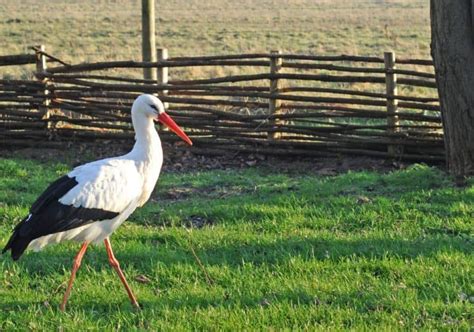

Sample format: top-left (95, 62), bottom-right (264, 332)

top-left (104, 237), bottom-right (139, 308)
top-left (60, 241), bottom-right (89, 311)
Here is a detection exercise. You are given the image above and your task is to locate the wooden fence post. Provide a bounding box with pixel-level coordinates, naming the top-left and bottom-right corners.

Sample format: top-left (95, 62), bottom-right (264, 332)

top-left (157, 47), bottom-right (169, 111)
top-left (268, 50), bottom-right (282, 140)
top-left (142, 0), bottom-right (157, 80)
top-left (384, 51), bottom-right (400, 157)
top-left (35, 45), bottom-right (51, 130)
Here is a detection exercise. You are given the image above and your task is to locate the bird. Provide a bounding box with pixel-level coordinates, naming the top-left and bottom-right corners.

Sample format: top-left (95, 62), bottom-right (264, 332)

top-left (2, 94), bottom-right (192, 311)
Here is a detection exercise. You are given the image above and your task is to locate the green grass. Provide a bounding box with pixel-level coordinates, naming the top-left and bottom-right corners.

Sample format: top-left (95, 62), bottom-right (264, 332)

top-left (0, 157), bottom-right (473, 330)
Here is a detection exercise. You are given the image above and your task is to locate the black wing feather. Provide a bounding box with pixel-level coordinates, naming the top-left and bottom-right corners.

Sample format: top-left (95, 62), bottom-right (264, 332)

top-left (30, 175), bottom-right (78, 214)
top-left (2, 175), bottom-right (118, 260)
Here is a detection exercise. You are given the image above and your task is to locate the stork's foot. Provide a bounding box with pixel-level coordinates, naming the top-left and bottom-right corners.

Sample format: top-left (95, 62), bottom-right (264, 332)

top-left (132, 301), bottom-right (141, 310)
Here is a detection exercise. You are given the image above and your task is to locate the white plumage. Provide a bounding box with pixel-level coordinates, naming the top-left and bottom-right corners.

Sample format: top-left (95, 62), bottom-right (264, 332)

top-left (29, 95), bottom-right (166, 250)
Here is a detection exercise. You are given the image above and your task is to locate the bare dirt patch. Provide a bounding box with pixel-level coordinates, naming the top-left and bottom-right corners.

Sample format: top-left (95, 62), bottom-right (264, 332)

top-left (0, 141), bottom-right (435, 176)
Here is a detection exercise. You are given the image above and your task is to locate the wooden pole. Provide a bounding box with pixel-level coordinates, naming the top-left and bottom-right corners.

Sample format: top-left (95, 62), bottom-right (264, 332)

top-left (35, 45), bottom-right (51, 130)
top-left (142, 0), bottom-right (157, 80)
top-left (268, 50), bottom-right (282, 140)
top-left (384, 51), bottom-right (400, 157)
top-left (157, 47), bottom-right (169, 110)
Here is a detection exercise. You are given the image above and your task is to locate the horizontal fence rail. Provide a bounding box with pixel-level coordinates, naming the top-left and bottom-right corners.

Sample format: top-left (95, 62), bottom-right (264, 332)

top-left (0, 46), bottom-right (444, 162)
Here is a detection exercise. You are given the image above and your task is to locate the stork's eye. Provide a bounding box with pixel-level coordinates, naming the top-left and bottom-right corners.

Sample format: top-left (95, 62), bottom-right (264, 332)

top-left (149, 104), bottom-right (158, 111)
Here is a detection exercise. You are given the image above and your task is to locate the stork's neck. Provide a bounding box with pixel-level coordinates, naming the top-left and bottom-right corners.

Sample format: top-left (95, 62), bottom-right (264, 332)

top-left (129, 113), bottom-right (162, 161)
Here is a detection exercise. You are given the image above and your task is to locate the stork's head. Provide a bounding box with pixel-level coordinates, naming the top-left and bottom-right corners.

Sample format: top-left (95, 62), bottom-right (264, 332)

top-left (132, 94), bottom-right (192, 145)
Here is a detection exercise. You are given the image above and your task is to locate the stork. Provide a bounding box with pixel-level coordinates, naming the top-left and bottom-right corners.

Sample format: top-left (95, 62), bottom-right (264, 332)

top-left (2, 94), bottom-right (192, 311)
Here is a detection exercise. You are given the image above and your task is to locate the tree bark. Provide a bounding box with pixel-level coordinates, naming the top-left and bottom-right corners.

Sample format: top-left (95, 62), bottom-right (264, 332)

top-left (431, 0), bottom-right (474, 178)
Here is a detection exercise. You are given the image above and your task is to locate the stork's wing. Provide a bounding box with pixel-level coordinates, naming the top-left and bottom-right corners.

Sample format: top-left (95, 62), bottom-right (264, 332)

top-left (61, 158), bottom-right (142, 213)
top-left (2, 158), bottom-right (142, 260)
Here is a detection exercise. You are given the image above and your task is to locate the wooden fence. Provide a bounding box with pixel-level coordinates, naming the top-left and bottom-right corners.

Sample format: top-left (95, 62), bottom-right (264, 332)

top-left (0, 47), bottom-right (444, 161)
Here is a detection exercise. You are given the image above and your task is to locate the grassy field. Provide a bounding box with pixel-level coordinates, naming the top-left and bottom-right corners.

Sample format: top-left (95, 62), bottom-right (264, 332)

top-left (1, 0), bottom-right (430, 77)
top-left (0, 155), bottom-right (472, 330)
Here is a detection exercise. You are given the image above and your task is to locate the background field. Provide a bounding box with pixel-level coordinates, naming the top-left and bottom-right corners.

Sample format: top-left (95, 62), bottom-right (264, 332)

top-left (1, 0), bottom-right (430, 76)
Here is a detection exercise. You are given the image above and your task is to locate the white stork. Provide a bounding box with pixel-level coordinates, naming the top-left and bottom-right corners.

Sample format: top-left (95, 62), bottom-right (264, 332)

top-left (2, 94), bottom-right (192, 311)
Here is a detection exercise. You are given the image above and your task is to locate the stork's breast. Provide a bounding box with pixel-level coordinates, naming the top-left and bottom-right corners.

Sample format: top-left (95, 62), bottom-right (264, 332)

top-left (138, 170), bottom-right (161, 206)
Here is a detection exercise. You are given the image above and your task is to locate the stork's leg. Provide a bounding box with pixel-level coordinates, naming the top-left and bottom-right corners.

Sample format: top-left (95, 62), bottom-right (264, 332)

top-left (104, 237), bottom-right (139, 308)
top-left (60, 241), bottom-right (89, 311)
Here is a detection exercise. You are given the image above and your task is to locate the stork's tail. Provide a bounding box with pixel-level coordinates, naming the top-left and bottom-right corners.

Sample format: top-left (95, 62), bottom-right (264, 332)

top-left (2, 218), bottom-right (32, 261)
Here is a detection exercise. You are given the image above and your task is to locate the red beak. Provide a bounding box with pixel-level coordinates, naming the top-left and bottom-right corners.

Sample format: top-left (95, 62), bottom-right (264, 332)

top-left (157, 112), bottom-right (193, 146)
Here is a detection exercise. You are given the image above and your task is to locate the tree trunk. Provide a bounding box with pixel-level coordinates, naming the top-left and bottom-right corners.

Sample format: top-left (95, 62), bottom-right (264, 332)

top-left (430, 0), bottom-right (474, 178)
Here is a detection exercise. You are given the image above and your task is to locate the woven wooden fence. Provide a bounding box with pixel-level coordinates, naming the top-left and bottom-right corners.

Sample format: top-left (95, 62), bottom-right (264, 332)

top-left (0, 47), bottom-right (443, 161)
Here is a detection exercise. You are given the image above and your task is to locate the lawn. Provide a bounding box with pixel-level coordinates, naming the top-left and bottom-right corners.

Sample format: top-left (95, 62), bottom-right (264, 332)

top-left (0, 155), bottom-right (472, 330)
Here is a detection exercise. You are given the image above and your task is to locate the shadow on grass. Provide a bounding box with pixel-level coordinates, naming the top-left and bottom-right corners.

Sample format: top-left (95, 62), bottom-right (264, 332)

top-left (0, 287), bottom-right (401, 314)
top-left (3, 233), bottom-right (471, 274)
top-left (126, 235), bottom-right (474, 269)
